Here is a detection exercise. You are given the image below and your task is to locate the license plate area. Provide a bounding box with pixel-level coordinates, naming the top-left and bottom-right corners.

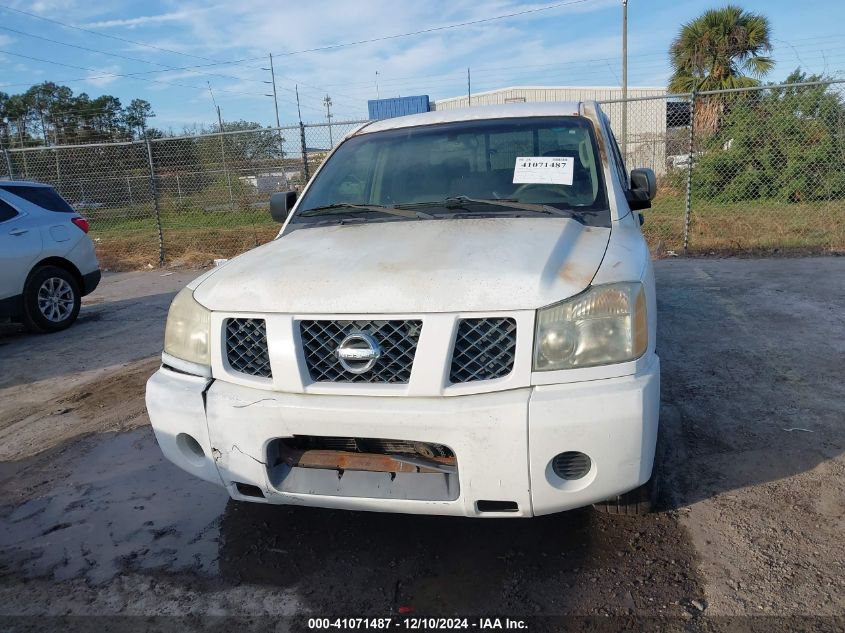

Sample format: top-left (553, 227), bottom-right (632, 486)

top-left (266, 436), bottom-right (460, 501)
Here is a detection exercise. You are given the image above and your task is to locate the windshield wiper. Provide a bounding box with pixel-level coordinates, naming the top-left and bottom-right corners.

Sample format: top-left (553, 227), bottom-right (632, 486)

top-left (298, 203), bottom-right (432, 220)
top-left (397, 196), bottom-right (590, 222)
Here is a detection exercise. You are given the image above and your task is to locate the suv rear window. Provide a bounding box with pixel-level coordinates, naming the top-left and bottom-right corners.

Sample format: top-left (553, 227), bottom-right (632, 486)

top-left (0, 185), bottom-right (75, 213)
top-left (0, 199), bottom-right (18, 222)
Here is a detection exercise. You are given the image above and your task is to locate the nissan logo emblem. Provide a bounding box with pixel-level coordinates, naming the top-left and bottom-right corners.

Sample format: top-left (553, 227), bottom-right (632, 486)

top-left (335, 331), bottom-right (382, 374)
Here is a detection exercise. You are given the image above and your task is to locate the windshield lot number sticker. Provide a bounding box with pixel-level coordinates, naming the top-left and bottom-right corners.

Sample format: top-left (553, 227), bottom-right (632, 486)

top-left (513, 156), bottom-right (574, 185)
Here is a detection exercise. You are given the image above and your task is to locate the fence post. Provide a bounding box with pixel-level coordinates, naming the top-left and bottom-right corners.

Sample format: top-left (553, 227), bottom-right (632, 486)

top-left (299, 122), bottom-right (310, 182)
top-left (54, 149), bottom-right (62, 190)
top-left (145, 137), bottom-right (165, 267)
top-left (682, 92), bottom-right (696, 256)
top-left (3, 150), bottom-right (13, 180)
top-left (218, 132), bottom-right (234, 209)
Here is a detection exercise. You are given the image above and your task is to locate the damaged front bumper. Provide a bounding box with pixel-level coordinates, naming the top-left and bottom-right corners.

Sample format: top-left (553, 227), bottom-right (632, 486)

top-left (145, 357), bottom-right (660, 517)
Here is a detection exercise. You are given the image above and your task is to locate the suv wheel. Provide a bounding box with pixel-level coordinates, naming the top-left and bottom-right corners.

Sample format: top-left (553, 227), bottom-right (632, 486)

top-left (22, 266), bottom-right (81, 333)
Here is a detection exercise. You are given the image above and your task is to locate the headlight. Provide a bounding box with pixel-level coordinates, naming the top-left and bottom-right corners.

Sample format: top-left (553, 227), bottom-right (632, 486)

top-left (164, 287), bottom-right (211, 367)
top-left (533, 282), bottom-right (647, 371)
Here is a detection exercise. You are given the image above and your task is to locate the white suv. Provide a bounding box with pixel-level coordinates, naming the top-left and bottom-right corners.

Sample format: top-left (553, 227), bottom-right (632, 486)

top-left (146, 102), bottom-right (659, 517)
top-left (0, 181), bottom-right (101, 332)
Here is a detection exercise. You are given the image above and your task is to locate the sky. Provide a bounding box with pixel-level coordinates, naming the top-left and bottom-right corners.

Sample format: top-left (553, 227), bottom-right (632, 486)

top-left (1, 0), bottom-right (844, 131)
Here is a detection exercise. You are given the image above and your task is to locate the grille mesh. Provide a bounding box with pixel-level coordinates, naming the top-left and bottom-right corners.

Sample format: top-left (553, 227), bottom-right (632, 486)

top-left (449, 318), bottom-right (517, 383)
top-left (225, 318), bottom-right (272, 378)
top-left (299, 320), bottom-right (422, 383)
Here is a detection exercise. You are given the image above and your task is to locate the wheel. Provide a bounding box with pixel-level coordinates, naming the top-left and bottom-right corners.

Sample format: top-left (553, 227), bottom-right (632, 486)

top-left (22, 266), bottom-right (81, 333)
top-left (593, 464), bottom-right (660, 516)
top-left (593, 433), bottom-right (664, 516)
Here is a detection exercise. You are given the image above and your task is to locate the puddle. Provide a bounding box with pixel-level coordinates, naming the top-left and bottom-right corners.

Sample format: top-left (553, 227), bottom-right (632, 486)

top-left (0, 427), bottom-right (705, 617)
top-left (0, 428), bottom-right (227, 584)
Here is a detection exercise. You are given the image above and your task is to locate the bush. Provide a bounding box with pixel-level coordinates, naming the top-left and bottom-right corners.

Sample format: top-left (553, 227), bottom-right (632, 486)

top-left (692, 71), bottom-right (845, 204)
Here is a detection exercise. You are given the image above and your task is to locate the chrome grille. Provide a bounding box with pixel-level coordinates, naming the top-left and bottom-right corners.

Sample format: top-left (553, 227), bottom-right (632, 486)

top-left (225, 318), bottom-right (272, 378)
top-left (299, 320), bottom-right (422, 383)
top-left (449, 318), bottom-right (517, 383)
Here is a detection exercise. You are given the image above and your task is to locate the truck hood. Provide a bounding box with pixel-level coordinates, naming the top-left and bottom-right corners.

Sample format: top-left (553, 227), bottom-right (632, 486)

top-left (193, 218), bottom-right (610, 313)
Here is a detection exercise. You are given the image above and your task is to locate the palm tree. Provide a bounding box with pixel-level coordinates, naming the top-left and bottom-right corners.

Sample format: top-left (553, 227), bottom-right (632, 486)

top-left (669, 5), bottom-right (774, 131)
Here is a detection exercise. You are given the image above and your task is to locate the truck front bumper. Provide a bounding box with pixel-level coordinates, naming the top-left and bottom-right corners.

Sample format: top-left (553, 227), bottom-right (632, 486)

top-left (145, 357), bottom-right (659, 517)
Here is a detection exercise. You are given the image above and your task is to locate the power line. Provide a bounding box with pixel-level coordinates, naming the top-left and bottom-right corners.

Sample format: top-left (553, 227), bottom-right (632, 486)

top-left (4, 0), bottom-right (843, 107)
top-left (0, 49), bottom-right (269, 97)
top-left (267, 0), bottom-right (597, 58)
top-left (0, 3), bottom-right (220, 62)
top-left (0, 0), bottom-right (599, 79)
top-left (0, 24), bottom-right (267, 86)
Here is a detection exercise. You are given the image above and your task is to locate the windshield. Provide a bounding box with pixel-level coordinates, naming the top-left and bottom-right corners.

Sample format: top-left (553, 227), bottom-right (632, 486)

top-left (292, 116), bottom-right (610, 227)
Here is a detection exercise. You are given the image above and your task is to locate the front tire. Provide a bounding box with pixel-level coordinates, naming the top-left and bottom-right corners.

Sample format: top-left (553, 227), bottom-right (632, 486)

top-left (22, 266), bottom-right (81, 333)
top-left (594, 429), bottom-right (664, 516)
top-left (593, 464), bottom-right (660, 516)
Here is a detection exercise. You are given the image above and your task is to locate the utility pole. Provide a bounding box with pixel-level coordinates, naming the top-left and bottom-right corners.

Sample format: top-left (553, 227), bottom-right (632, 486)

top-left (262, 52), bottom-right (288, 184)
top-left (621, 0), bottom-right (628, 157)
top-left (467, 67), bottom-right (471, 106)
top-left (296, 85), bottom-right (309, 181)
top-left (375, 71), bottom-right (380, 99)
top-left (323, 94), bottom-right (334, 146)
top-left (264, 53), bottom-right (282, 130)
top-left (207, 82), bottom-right (234, 207)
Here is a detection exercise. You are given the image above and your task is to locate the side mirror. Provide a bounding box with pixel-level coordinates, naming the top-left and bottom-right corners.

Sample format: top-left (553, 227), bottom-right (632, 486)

top-left (626, 168), bottom-right (656, 211)
top-left (270, 191), bottom-right (297, 223)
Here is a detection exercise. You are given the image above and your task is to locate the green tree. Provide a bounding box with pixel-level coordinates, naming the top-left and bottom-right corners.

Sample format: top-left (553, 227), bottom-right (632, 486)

top-left (124, 98), bottom-right (155, 138)
top-left (669, 5), bottom-right (774, 131)
top-left (0, 92), bottom-right (10, 149)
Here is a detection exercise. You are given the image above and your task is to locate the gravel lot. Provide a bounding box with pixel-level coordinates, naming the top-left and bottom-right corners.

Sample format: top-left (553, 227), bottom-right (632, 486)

top-left (0, 258), bottom-right (843, 628)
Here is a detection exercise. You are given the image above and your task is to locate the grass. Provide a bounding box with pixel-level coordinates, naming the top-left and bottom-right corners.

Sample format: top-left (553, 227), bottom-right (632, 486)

top-left (90, 206), bottom-right (278, 270)
top-left (87, 195), bottom-right (845, 270)
top-left (646, 194), bottom-right (845, 256)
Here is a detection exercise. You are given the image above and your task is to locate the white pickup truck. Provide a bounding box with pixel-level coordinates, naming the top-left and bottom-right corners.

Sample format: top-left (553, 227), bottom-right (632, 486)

top-left (146, 101), bottom-right (660, 517)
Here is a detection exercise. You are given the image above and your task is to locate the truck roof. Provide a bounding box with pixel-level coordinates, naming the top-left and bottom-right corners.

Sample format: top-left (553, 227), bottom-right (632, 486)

top-left (356, 101), bottom-right (586, 136)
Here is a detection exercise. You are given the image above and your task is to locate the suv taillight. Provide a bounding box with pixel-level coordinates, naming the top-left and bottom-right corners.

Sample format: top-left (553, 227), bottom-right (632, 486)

top-left (71, 217), bottom-right (90, 233)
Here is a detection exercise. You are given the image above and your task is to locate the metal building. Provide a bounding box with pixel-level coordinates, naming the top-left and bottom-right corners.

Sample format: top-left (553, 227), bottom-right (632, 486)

top-left (367, 95), bottom-right (431, 120)
top-left (434, 86), bottom-right (668, 174)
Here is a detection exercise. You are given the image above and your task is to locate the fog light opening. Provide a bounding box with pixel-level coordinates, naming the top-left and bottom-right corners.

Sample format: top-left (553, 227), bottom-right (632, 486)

top-left (235, 482), bottom-right (265, 499)
top-left (552, 451), bottom-right (592, 480)
top-left (476, 500), bottom-right (519, 513)
top-left (176, 433), bottom-right (205, 466)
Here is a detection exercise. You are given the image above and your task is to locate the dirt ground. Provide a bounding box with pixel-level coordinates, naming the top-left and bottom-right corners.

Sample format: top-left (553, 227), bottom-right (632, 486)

top-left (0, 258), bottom-right (843, 630)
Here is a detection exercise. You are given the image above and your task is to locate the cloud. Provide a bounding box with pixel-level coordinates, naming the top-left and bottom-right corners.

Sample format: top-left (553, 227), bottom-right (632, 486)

top-left (84, 11), bottom-right (193, 29)
top-left (4, 0), bottom-right (647, 128)
top-left (84, 64), bottom-right (122, 87)
top-left (0, 34), bottom-right (14, 47)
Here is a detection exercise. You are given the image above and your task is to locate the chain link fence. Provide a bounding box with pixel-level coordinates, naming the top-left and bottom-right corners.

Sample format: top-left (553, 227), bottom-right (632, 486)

top-left (0, 120), bottom-right (366, 269)
top-left (604, 79), bottom-right (845, 256)
top-left (1, 80), bottom-right (843, 268)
